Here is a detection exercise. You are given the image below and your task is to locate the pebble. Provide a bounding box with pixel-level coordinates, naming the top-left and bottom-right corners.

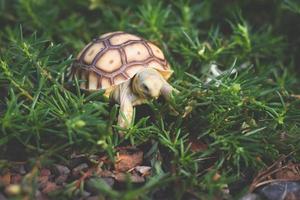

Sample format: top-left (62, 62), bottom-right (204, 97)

top-left (53, 164), bottom-right (70, 176)
top-left (85, 177), bottom-right (113, 195)
top-left (257, 181), bottom-right (300, 200)
top-left (55, 175), bottom-right (68, 185)
top-left (103, 177), bottom-right (115, 187)
top-left (86, 196), bottom-right (104, 200)
top-left (11, 165), bottom-right (26, 175)
top-left (72, 163), bottom-right (89, 177)
top-left (239, 193), bottom-right (262, 200)
top-left (0, 193), bottom-right (7, 200)
top-left (81, 190), bottom-right (91, 198)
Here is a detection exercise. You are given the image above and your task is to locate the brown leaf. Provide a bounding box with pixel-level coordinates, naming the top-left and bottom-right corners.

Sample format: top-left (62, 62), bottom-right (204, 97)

top-left (38, 176), bottom-right (49, 189)
top-left (42, 182), bottom-right (60, 194)
top-left (275, 163), bottom-right (300, 180)
top-left (0, 172), bottom-right (11, 186)
top-left (189, 137), bottom-right (208, 153)
top-left (114, 148), bottom-right (143, 172)
top-left (249, 155), bottom-right (300, 192)
top-left (11, 174), bottom-right (22, 184)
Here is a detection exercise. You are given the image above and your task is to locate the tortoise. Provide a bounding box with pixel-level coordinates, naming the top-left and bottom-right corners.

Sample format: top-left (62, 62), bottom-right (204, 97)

top-left (69, 31), bottom-right (176, 131)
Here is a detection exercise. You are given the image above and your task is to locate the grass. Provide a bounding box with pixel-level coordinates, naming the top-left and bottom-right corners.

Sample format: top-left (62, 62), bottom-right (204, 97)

top-left (0, 0), bottom-right (300, 199)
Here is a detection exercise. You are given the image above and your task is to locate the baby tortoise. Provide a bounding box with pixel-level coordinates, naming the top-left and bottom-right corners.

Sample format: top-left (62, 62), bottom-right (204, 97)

top-left (70, 31), bottom-right (176, 132)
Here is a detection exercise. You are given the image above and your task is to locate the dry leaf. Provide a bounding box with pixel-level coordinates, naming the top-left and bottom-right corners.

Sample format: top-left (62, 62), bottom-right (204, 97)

top-left (275, 163), bottom-right (300, 180)
top-left (11, 174), bottom-right (22, 184)
top-left (114, 149), bottom-right (143, 172)
top-left (189, 137), bottom-right (208, 153)
top-left (38, 176), bottom-right (49, 189)
top-left (250, 155), bottom-right (300, 192)
top-left (0, 172), bottom-right (11, 186)
top-left (42, 182), bottom-right (59, 194)
top-left (40, 169), bottom-right (51, 177)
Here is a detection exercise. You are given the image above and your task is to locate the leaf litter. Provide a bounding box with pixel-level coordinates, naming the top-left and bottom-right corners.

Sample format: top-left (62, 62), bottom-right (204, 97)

top-left (0, 146), bottom-right (151, 199)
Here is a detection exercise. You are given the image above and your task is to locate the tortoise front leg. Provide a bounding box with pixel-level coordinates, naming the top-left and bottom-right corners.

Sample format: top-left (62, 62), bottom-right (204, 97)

top-left (160, 80), bottom-right (179, 116)
top-left (160, 79), bottom-right (178, 101)
top-left (118, 97), bottom-right (133, 132)
top-left (114, 82), bottom-right (134, 134)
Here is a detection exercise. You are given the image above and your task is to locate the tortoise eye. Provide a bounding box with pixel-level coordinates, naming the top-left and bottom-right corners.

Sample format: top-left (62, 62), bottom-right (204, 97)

top-left (142, 84), bottom-right (149, 92)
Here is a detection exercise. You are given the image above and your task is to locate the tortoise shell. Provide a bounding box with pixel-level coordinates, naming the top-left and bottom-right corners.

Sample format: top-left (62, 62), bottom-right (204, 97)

top-left (70, 31), bottom-right (173, 97)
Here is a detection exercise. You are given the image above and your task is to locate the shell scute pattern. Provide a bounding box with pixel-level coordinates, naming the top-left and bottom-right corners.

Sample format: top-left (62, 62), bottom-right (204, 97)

top-left (71, 32), bottom-right (172, 94)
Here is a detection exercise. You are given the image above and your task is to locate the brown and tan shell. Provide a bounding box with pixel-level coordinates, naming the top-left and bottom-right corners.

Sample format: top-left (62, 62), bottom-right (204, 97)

top-left (70, 31), bottom-right (173, 97)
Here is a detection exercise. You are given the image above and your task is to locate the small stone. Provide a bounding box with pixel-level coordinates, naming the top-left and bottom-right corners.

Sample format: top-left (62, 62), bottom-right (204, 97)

top-left (0, 192), bottom-right (7, 200)
top-left (53, 164), bottom-right (70, 176)
top-left (239, 193), bottom-right (262, 200)
top-left (11, 165), bottom-right (26, 175)
top-left (103, 177), bottom-right (115, 187)
top-left (81, 190), bottom-right (91, 198)
top-left (69, 154), bottom-right (89, 168)
top-left (135, 166), bottom-right (151, 176)
top-left (55, 175), bottom-right (68, 185)
top-left (86, 196), bottom-right (104, 200)
top-left (35, 190), bottom-right (48, 200)
top-left (19, 165), bottom-right (26, 175)
top-left (85, 177), bottom-right (113, 195)
top-left (72, 163), bottom-right (89, 177)
top-left (258, 181), bottom-right (300, 200)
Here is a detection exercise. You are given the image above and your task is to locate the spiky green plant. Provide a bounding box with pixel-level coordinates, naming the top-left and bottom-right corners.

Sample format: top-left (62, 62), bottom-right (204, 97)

top-left (0, 0), bottom-right (300, 199)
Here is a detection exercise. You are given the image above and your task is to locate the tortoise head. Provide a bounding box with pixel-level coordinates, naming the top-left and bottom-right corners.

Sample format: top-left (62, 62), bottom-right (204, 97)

top-left (132, 68), bottom-right (164, 99)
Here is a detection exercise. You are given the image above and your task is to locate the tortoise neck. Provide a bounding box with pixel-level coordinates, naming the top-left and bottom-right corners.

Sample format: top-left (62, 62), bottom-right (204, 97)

top-left (131, 74), bottom-right (139, 95)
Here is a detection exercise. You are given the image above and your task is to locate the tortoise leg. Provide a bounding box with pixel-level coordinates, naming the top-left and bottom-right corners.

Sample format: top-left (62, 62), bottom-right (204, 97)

top-left (118, 96), bottom-right (133, 133)
top-left (160, 80), bottom-right (179, 116)
top-left (113, 81), bottom-right (134, 135)
top-left (160, 80), bottom-right (178, 101)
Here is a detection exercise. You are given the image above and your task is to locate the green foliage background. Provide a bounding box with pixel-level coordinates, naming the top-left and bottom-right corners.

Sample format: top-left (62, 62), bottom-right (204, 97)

top-left (0, 0), bottom-right (300, 199)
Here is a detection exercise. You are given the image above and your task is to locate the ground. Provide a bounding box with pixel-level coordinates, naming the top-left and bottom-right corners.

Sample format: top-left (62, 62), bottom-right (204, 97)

top-left (0, 0), bottom-right (300, 199)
